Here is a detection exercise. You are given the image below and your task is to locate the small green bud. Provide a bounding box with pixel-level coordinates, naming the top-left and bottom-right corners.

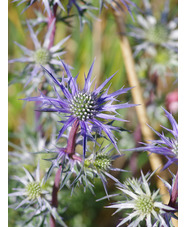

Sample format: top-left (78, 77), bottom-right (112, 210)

top-left (93, 154), bottom-right (111, 171)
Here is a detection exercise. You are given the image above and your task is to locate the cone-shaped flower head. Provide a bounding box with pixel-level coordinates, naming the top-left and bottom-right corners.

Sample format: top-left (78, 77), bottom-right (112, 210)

top-left (24, 60), bottom-right (136, 157)
top-left (106, 171), bottom-right (175, 227)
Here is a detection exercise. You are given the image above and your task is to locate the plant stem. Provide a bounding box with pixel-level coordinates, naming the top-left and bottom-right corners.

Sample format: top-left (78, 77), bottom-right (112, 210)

top-left (112, 6), bottom-right (169, 203)
top-left (35, 4), bottom-right (58, 133)
top-left (168, 171), bottom-right (178, 210)
top-left (48, 4), bottom-right (58, 49)
top-left (50, 165), bottom-right (62, 227)
top-left (49, 120), bottom-right (80, 227)
top-left (66, 119), bottom-right (79, 155)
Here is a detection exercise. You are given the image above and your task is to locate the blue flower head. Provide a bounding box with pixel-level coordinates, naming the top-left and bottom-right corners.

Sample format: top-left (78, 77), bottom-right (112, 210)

top-left (24, 60), bottom-right (136, 157)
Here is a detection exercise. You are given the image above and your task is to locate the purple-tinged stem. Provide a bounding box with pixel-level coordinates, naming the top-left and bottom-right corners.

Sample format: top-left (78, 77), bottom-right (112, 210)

top-left (35, 5), bottom-right (58, 133)
top-left (66, 119), bottom-right (79, 155)
top-left (48, 4), bottom-right (58, 49)
top-left (49, 120), bottom-right (80, 227)
top-left (168, 171), bottom-right (178, 210)
top-left (50, 165), bottom-right (62, 227)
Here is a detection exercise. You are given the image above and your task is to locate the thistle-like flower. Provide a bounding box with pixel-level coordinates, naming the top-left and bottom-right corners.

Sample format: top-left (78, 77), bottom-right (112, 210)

top-left (9, 162), bottom-right (48, 209)
top-left (128, 0), bottom-right (178, 56)
top-left (24, 60), bottom-right (136, 157)
top-left (106, 171), bottom-right (174, 227)
top-left (9, 20), bottom-right (70, 87)
top-left (80, 143), bottom-right (126, 195)
top-left (140, 108), bottom-right (178, 170)
top-left (8, 163), bottom-right (67, 226)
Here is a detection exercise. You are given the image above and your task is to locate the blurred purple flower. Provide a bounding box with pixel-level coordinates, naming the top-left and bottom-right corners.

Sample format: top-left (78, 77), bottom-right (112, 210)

top-left (9, 21), bottom-right (70, 87)
top-left (82, 143), bottom-right (126, 195)
top-left (24, 60), bottom-right (136, 157)
top-left (134, 108), bottom-right (178, 170)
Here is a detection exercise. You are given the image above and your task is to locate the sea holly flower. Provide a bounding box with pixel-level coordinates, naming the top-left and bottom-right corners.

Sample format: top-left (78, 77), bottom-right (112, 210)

top-left (105, 171), bottom-right (175, 227)
top-left (125, 108), bottom-right (178, 170)
top-left (78, 143), bottom-right (126, 195)
top-left (140, 108), bottom-right (178, 170)
top-left (40, 143), bottom-right (123, 195)
top-left (24, 60), bottom-right (136, 157)
top-left (128, 0), bottom-right (178, 56)
top-left (9, 162), bottom-right (49, 209)
top-left (9, 20), bottom-right (70, 87)
top-left (9, 162), bottom-right (67, 226)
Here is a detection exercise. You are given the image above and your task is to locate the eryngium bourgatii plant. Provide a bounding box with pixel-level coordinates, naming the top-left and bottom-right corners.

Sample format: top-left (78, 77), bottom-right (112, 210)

top-left (23, 60), bottom-right (137, 157)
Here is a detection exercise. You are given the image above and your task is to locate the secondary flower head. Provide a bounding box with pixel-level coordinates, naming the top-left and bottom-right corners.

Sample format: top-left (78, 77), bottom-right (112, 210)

top-left (9, 162), bottom-right (67, 226)
top-left (106, 171), bottom-right (174, 227)
top-left (9, 162), bottom-right (48, 209)
top-left (24, 60), bottom-right (136, 157)
top-left (129, 0), bottom-right (178, 56)
top-left (141, 108), bottom-right (178, 170)
top-left (81, 143), bottom-right (126, 195)
top-left (9, 20), bottom-right (70, 88)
